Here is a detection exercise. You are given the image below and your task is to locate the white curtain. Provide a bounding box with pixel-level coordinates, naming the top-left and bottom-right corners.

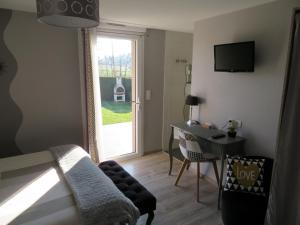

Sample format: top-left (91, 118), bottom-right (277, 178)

top-left (266, 13), bottom-right (300, 225)
top-left (79, 28), bottom-right (102, 163)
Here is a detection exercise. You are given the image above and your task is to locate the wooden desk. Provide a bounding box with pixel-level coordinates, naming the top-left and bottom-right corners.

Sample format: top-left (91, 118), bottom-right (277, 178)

top-left (168, 122), bottom-right (246, 209)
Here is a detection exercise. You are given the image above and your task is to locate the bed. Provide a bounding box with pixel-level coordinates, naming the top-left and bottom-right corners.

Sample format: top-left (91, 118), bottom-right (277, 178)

top-left (0, 145), bottom-right (139, 225)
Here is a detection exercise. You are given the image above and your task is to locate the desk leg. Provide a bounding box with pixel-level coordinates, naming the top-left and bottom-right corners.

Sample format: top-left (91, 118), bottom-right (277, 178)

top-left (218, 151), bottom-right (225, 210)
top-left (168, 127), bottom-right (174, 175)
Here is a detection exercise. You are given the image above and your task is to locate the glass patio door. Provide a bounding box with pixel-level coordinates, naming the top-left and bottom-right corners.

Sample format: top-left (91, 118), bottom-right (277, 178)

top-left (96, 34), bottom-right (143, 160)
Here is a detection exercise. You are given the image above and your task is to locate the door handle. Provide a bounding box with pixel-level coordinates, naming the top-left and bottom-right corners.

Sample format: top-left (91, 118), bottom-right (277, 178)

top-left (132, 100), bottom-right (142, 111)
top-left (131, 101), bottom-right (141, 105)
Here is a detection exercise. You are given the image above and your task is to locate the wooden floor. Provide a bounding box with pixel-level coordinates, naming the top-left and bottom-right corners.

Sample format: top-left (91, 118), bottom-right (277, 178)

top-left (118, 152), bottom-right (223, 225)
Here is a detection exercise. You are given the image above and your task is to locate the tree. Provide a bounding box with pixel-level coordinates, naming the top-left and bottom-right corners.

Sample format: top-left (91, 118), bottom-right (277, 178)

top-left (104, 56), bottom-right (109, 76)
top-left (119, 52), bottom-right (122, 77)
top-left (123, 54), bottom-right (130, 77)
top-left (110, 40), bottom-right (116, 77)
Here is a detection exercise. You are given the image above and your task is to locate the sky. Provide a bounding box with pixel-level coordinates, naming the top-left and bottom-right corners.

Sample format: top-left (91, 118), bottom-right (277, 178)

top-left (97, 37), bottom-right (132, 59)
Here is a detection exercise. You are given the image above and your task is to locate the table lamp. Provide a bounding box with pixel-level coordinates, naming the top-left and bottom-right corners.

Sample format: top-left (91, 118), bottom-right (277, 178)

top-left (185, 95), bottom-right (199, 126)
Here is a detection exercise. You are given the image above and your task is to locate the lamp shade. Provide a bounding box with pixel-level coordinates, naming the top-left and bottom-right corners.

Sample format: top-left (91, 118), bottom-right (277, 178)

top-left (36, 0), bottom-right (99, 28)
top-left (185, 95), bottom-right (199, 106)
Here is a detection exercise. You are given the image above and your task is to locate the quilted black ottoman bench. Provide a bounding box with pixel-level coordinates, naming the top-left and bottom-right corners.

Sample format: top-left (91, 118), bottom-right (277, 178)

top-left (99, 161), bottom-right (157, 225)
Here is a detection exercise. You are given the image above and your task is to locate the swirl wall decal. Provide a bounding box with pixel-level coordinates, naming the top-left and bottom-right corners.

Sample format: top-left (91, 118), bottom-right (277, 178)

top-left (0, 61), bottom-right (6, 76)
top-left (0, 9), bottom-right (23, 158)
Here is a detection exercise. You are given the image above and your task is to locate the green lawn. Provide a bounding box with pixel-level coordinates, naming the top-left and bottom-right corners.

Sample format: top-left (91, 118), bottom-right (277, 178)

top-left (101, 101), bottom-right (132, 125)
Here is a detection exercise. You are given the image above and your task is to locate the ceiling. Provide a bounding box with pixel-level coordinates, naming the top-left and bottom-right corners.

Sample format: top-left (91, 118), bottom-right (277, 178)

top-left (0, 0), bottom-right (276, 33)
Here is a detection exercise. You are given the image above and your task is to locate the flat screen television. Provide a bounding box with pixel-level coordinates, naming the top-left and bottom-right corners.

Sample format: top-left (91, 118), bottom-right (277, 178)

top-left (214, 41), bottom-right (255, 72)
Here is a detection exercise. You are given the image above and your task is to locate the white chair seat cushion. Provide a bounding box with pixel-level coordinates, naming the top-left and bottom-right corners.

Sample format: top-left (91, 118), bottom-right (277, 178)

top-left (187, 151), bottom-right (219, 162)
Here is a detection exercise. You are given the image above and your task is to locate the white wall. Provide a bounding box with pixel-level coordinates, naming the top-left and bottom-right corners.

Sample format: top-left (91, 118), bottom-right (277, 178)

top-left (6, 11), bottom-right (83, 153)
top-left (162, 31), bottom-right (193, 151)
top-left (191, 1), bottom-right (299, 180)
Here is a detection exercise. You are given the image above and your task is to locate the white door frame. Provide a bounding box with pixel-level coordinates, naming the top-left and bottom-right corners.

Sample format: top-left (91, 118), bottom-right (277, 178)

top-left (97, 31), bottom-right (145, 161)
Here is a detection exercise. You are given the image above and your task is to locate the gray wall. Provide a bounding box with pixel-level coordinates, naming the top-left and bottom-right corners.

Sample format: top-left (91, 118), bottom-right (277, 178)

top-left (144, 29), bottom-right (165, 153)
top-left (192, 1), bottom-right (299, 179)
top-left (162, 31), bottom-right (193, 151)
top-left (2, 10), bottom-right (83, 155)
top-left (0, 9), bottom-right (22, 157)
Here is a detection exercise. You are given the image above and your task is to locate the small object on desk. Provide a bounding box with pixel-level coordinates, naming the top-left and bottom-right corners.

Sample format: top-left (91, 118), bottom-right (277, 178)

top-left (211, 134), bottom-right (226, 139)
top-left (227, 131), bottom-right (237, 138)
top-left (187, 120), bottom-right (200, 126)
top-left (201, 122), bottom-right (214, 129)
top-left (227, 120), bottom-right (238, 138)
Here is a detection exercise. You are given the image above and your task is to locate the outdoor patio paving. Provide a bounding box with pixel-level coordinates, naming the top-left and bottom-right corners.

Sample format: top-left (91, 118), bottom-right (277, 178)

top-left (102, 122), bottom-right (133, 159)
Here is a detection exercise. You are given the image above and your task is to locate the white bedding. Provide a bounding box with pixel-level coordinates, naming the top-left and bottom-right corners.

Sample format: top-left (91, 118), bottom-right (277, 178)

top-left (0, 151), bottom-right (81, 225)
top-left (50, 145), bottom-right (139, 225)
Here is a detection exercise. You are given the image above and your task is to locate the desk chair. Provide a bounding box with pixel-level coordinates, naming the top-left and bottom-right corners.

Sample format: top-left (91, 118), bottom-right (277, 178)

top-left (175, 129), bottom-right (220, 202)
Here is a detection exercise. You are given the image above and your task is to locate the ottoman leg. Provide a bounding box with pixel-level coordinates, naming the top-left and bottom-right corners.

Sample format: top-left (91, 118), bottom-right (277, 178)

top-left (146, 211), bottom-right (154, 225)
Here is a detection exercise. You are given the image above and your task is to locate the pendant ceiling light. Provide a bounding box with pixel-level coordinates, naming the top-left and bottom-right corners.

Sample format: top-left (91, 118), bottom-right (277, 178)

top-left (36, 0), bottom-right (99, 28)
